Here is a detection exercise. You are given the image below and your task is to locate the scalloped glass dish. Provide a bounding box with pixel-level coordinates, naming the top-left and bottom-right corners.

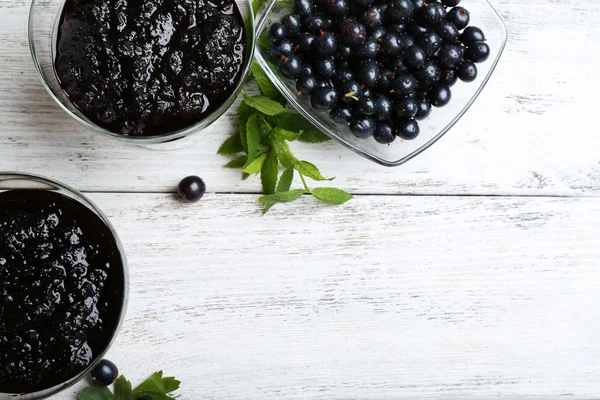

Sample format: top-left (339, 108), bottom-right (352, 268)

top-left (255, 0), bottom-right (507, 166)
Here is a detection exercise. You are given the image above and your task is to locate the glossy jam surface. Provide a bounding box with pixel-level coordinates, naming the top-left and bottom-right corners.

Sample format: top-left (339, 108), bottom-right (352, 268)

top-left (0, 190), bottom-right (124, 394)
top-left (54, 0), bottom-right (247, 136)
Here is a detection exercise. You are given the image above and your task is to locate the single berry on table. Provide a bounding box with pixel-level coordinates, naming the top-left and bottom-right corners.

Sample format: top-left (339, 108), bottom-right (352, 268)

top-left (395, 119), bottom-right (420, 139)
top-left (428, 84), bottom-right (452, 107)
top-left (310, 87), bottom-right (338, 110)
top-left (436, 44), bottom-right (464, 69)
top-left (293, 0), bottom-right (314, 18)
top-left (268, 23), bottom-right (287, 43)
top-left (374, 122), bottom-right (396, 144)
top-left (436, 21), bottom-right (459, 44)
top-left (178, 176), bottom-right (206, 203)
top-left (270, 40), bottom-right (294, 57)
top-left (297, 75), bottom-right (319, 95)
top-left (385, 0), bottom-right (415, 23)
top-left (279, 54), bottom-right (303, 78)
top-left (415, 31), bottom-right (442, 57)
top-left (393, 97), bottom-right (418, 119)
top-left (90, 360), bottom-right (118, 386)
top-left (340, 20), bottom-right (367, 46)
top-left (440, 68), bottom-right (458, 86)
top-left (330, 104), bottom-right (353, 123)
top-left (325, 0), bottom-right (349, 19)
top-left (403, 46), bottom-right (426, 70)
top-left (460, 26), bottom-right (485, 47)
top-left (441, 0), bottom-right (461, 6)
top-left (302, 14), bottom-right (327, 32)
top-left (358, 62), bottom-right (381, 88)
top-left (350, 117), bottom-right (376, 138)
top-left (373, 95), bottom-right (392, 120)
top-left (282, 13), bottom-right (302, 37)
top-left (313, 31), bottom-right (338, 56)
top-left (415, 99), bottom-right (432, 120)
top-left (457, 61), bottom-right (477, 82)
top-left (466, 41), bottom-right (490, 63)
top-left (313, 57), bottom-right (336, 79)
top-left (416, 61), bottom-right (440, 87)
top-left (390, 73), bottom-right (417, 96)
top-left (355, 96), bottom-right (376, 116)
top-left (446, 6), bottom-right (470, 30)
top-left (355, 40), bottom-right (379, 59)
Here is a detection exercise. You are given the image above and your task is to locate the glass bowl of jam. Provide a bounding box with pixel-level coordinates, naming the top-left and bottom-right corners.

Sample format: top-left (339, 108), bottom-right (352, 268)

top-left (28, 0), bottom-right (255, 146)
top-left (0, 172), bottom-right (128, 399)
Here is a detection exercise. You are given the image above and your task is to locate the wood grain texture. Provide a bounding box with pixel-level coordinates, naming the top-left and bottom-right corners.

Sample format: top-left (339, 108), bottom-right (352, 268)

top-left (0, 0), bottom-right (599, 194)
top-left (45, 193), bottom-right (600, 399)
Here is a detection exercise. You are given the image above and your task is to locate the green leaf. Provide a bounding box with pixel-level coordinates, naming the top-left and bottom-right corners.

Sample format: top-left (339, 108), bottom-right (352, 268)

top-left (256, 189), bottom-right (304, 204)
top-left (238, 102), bottom-right (251, 154)
top-left (224, 155), bottom-right (247, 168)
top-left (252, 61), bottom-right (280, 99)
top-left (257, 35), bottom-right (271, 48)
top-left (311, 187), bottom-right (353, 205)
top-left (242, 152), bottom-right (267, 174)
top-left (277, 167), bottom-right (294, 193)
top-left (275, 113), bottom-right (331, 142)
top-left (261, 149), bottom-right (278, 195)
top-left (78, 386), bottom-right (115, 400)
top-left (294, 160), bottom-right (334, 181)
top-left (244, 95), bottom-right (287, 116)
top-left (217, 134), bottom-right (243, 155)
top-left (245, 113), bottom-right (262, 162)
top-left (132, 371), bottom-right (180, 400)
top-left (251, 0), bottom-right (263, 16)
top-left (271, 138), bottom-right (296, 168)
top-left (273, 128), bottom-right (301, 141)
top-left (114, 375), bottom-right (133, 400)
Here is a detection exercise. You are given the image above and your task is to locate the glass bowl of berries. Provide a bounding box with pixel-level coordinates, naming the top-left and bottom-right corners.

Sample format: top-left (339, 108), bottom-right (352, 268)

top-left (255, 0), bottom-right (507, 166)
top-left (28, 0), bottom-right (256, 147)
top-left (0, 172), bottom-right (128, 399)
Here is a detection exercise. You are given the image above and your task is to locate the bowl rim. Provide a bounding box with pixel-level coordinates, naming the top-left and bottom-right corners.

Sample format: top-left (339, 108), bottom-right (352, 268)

top-left (27, 0), bottom-right (256, 144)
top-left (0, 171), bottom-right (129, 400)
top-left (255, 0), bottom-right (508, 167)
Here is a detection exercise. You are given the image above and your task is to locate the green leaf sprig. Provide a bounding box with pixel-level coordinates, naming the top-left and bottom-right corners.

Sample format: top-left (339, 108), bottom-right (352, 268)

top-left (218, 61), bottom-right (353, 213)
top-left (78, 371), bottom-right (180, 400)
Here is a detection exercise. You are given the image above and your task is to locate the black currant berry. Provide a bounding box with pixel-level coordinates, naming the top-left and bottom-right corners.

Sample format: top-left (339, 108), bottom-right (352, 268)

top-left (440, 68), bottom-right (458, 86)
top-left (178, 176), bottom-right (206, 203)
top-left (279, 54), bottom-right (303, 78)
top-left (282, 13), bottom-right (302, 37)
top-left (459, 26), bottom-right (485, 47)
top-left (415, 99), bottom-right (432, 120)
top-left (311, 87), bottom-right (338, 110)
top-left (457, 61), bottom-right (477, 82)
top-left (393, 97), bottom-right (418, 119)
top-left (313, 31), bottom-right (338, 56)
top-left (350, 117), bottom-right (375, 138)
top-left (403, 46), bottom-right (426, 70)
top-left (428, 84), bottom-right (452, 107)
top-left (373, 95), bottom-right (392, 120)
top-left (313, 57), bottom-right (336, 79)
top-left (374, 122), bottom-right (396, 143)
top-left (91, 360), bottom-right (119, 386)
top-left (466, 41), bottom-right (490, 63)
top-left (446, 6), bottom-right (470, 30)
top-left (436, 44), bottom-right (464, 69)
top-left (268, 23), bottom-right (287, 43)
top-left (340, 20), bottom-right (367, 46)
top-left (293, 0), bottom-right (314, 18)
top-left (330, 104), bottom-right (353, 123)
top-left (395, 119), bottom-right (420, 139)
top-left (436, 21), bottom-right (459, 44)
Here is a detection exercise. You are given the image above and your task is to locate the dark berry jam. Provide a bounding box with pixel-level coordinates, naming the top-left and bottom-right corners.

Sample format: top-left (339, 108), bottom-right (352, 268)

top-left (0, 190), bottom-right (125, 394)
top-left (54, 0), bottom-right (247, 136)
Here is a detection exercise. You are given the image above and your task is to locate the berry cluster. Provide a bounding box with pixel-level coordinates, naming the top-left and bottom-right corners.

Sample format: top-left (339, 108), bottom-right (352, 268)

top-left (267, 0), bottom-right (490, 144)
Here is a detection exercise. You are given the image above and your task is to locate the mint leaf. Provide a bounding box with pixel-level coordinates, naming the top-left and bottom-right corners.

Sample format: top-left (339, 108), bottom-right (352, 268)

top-left (224, 156), bottom-right (247, 168)
top-left (132, 371), bottom-right (180, 400)
top-left (114, 375), bottom-right (133, 400)
top-left (244, 95), bottom-right (287, 116)
top-left (277, 167), bottom-right (294, 193)
top-left (217, 134), bottom-right (243, 155)
top-left (257, 35), bottom-right (271, 48)
top-left (294, 160), bottom-right (334, 181)
top-left (251, 0), bottom-right (263, 16)
top-left (238, 102), bottom-right (251, 154)
top-left (242, 152), bottom-right (267, 174)
top-left (273, 128), bottom-right (301, 141)
top-left (261, 149), bottom-right (278, 195)
top-left (275, 113), bottom-right (331, 142)
top-left (78, 386), bottom-right (115, 400)
top-left (271, 138), bottom-right (296, 168)
top-left (256, 189), bottom-right (304, 204)
top-left (311, 187), bottom-right (353, 205)
top-left (245, 113), bottom-right (262, 162)
top-left (251, 61), bottom-right (279, 100)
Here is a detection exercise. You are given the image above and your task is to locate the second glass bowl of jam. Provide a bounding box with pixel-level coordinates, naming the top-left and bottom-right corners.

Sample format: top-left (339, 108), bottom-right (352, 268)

top-left (29, 0), bottom-right (256, 146)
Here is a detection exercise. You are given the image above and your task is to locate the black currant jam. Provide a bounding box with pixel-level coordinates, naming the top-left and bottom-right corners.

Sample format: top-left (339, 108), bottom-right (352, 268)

top-left (53, 0), bottom-right (247, 136)
top-left (0, 190), bottom-right (125, 394)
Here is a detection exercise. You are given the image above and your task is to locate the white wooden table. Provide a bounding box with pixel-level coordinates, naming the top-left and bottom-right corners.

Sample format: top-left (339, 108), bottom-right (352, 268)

top-left (2, 0), bottom-right (600, 398)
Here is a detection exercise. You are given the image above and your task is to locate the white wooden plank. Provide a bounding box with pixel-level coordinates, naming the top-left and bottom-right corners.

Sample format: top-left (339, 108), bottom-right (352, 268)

top-left (0, 0), bottom-right (599, 194)
top-left (42, 193), bottom-right (600, 399)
